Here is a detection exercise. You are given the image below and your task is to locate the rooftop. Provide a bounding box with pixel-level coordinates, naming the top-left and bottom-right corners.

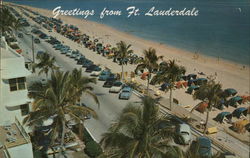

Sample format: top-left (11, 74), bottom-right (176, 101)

top-left (0, 37), bottom-right (31, 79)
top-left (0, 118), bottom-right (30, 156)
top-left (0, 37), bottom-right (21, 59)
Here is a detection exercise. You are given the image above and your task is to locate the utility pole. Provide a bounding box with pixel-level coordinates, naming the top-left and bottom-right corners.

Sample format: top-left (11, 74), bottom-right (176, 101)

top-left (31, 35), bottom-right (35, 73)
top-left (31, 35), bottom-right (35, 63)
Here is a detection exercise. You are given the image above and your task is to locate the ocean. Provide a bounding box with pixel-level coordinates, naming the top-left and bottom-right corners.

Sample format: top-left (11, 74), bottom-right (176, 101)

top-left (5, 0), bottom-right (250, 65)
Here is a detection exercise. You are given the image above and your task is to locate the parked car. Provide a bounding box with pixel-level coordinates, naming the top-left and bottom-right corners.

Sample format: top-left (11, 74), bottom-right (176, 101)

top-left (82, 60), bottom-right (93, 68)
top-left (103, 78), bottom-right (116, 88)
top-left (86, 65), bottom-right (101, 73)
top-left (60, 45), bottom-right (70, 51)
top-left (70, 50), bottom-right (78, 58)
top-left (34, 38), bottom-right (40, 44)
top-left (119, 86), bottom-right (132, 100)
top-left (39, 33), bottom-right (48, 39)
top-left (90, 68), bottom-right (106, 77)
top-left (66, 50), bottom-right (73, 56)
top-left (195, 137), bottom-right (212, 158)
top-left (109, 81), bottom-right (123, 93)
top-left (176, 123), bottom-right (191, 145)
top-left (99, 71), bottom-right (116, 81)
top-left (77, 57), bottom-right (87, 65)
top-left (17, 33), bottom-right (23, 38)
top-left (98, 70), bottom-right (111, 80)
top-left (54, 44), bottom-right (64, 50)
top-left (75, 54), bottom-right (84, 61)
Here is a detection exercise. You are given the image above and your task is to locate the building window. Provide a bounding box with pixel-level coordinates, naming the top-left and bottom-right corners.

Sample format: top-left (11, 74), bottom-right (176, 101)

top-left (20, 104), bottom-right (29, 116)
top-left (9, 77), bottom-right (26, 91)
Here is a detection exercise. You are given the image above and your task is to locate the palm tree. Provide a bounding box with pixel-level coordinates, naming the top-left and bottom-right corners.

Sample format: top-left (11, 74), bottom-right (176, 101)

top-left (100, 96), bottom-right (178, 158)
top-left (165, 144), bottom-right (223, 158)
top-left (151, 60), bottom-right (186, 111)
top-left (70, 68), bottom-right (99, 139)
top-left (116, 41), bottom-right (133, 81)
top-left (34, 52), bottom-right (58, 77)
top-left (0, 7), bottom-right (21, 34)
top-left (135, 48), bottom-right (163, 93)
top-left (191, 78), bottom-right (223, 133)
top-left (24, 69), bottom-right (99, 154)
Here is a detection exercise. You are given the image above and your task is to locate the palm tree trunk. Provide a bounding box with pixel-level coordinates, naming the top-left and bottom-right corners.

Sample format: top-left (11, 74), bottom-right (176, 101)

top-left (146, 75), bottom-right (150, 94)
top-left (78, 121), bottom-right (83, 140)
top-left (51, 147), bottom-right (56, 158)
top-left (121, 64), bottom-right (124, 81)
top-left (60, 120), bottom-right (66, 151)
top-left (169, 88), bottom-right (173, 111)
top-left (203, 110), bottom-right (210, 134)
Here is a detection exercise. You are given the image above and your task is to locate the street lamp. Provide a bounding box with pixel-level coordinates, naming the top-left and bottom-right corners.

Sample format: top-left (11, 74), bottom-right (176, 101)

top-left (31, 35), bottom-right (35, 63)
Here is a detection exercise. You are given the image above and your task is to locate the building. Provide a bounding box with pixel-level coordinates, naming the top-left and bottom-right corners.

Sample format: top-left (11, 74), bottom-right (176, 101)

top-left (0, 36), bottom-right (31, 126)
top-left (0, 117), bottom-right (33, 158)
top-left (0, 37), bottom-right (34, 158)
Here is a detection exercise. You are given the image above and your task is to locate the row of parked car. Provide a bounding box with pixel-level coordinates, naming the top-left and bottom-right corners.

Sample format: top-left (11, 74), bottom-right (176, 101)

top-left (43, 35), bottom-right (133, 100)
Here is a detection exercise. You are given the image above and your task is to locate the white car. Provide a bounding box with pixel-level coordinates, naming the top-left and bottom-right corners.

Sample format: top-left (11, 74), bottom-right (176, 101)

top-left (70, 51), bottom-right (78, 58)
top-left (90, 70), bottom-right (102, 76)
top-left (66, 50), bottom-right (72, 56)
top-left (109, 81), bottom-right (123, 93)
top-left (176, 123), bottom-right (191, 145)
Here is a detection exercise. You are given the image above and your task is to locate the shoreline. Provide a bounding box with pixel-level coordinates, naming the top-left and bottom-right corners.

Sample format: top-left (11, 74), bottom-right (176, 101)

top-left (10, 3), bottom-right (250, 95)
top-left (14, 3), bottom-right (250, 69)
top-left (11, 3), bottom-right (249, 69)
top-left (9, 3), bottom-right (249, 69)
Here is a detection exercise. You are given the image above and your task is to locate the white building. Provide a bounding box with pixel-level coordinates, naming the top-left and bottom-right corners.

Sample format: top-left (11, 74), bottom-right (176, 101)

top-left (0, 36), bottom-right (31, 126)
top-left (0, 118), bottom-right (33, 158)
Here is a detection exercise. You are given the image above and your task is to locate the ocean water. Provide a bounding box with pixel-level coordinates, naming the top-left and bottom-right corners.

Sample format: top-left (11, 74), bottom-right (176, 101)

top-left (6, 0), bottom-right (250, 65)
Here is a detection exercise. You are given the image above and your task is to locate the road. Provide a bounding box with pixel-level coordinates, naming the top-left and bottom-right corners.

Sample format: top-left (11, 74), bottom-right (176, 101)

top-left (16, 26), bottom-right (142, 143)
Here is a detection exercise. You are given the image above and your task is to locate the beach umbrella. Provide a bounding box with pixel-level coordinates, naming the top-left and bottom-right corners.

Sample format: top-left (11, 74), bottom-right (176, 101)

top-left (216, 98), bottom-right (226, 110)
top-left (160, 83), bottom-right (170, 91)
top-left (224, 88), bottom-right (237, 97)
top-left (188, 79), bottom-right (199, 86)
top-left (181, 75), bottom-right (188, 81)
top-left (227, 96), bottom-right (243, 107)
top-left (196, 78), bottom-right (208, 85)
top-left (187, 73), bottom-right (197, 80)
top-left (215, 112), bottom-right (232, 123)
top-left (232, 107), bottom-right (248, 118)
top-left (141, 72), bottom-right (149, 80)
top-left (187, 85), bottom-right (199, 94)
top-left (195, 102), bottom-right (208, 113)
top-left (241, 95), bottom-right (250, 103)
top-left (94, 39), bottom-right (99, 42)
top-left (233, 119), bottom-right (249, 133)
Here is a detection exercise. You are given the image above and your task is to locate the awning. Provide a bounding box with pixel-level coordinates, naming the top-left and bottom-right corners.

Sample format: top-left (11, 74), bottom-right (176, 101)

top-left (196, 78), bottom-right (208, 85)
top-left (196, 102), bottom-right (208, 113)
top-left (215, 112), bottom-right (232, 123)
top-left (224, 88), bottom-right (237, 97)
top-left (232, 107), bottom-right (248, 118)
top-left (187, 74), bottom-right (197, 80)
top-left (187, 85), bottom-right (199, 94)
top-left (227, 96), bottom-right (243, 107)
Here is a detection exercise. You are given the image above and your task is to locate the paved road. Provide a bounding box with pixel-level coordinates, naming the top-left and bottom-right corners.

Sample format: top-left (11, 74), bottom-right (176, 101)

top-left (16, 26), bottom-right (142, 142)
